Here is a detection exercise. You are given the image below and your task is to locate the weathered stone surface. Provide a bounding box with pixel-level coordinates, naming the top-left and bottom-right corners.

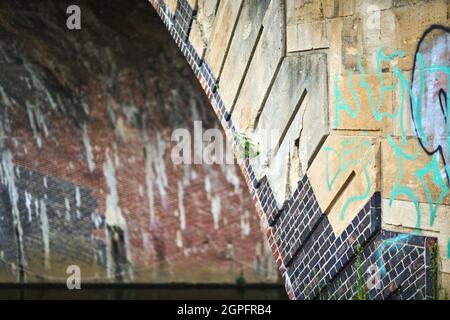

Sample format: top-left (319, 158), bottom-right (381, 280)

top-left (219, 0), bottom-right (270, 110)
top-left (323, 0), bottom-right (355, 18)
top-left (205, 0), bottom-right (244, 78)
top-left (231, 0), bottom-right (286, 131)
top-left (381, 137), bottom-right (450, 206)
top-left (287, 20), bottom-right (329, 53)
top-left (286, 0), bottom-right (324, 25)
top-left (189, 20), bottom-right (207, 58)
top-left (251, 53), bottom-right (329, 203)
top-left (391, 0), bottom-right (447, 70)
top-left (195, 0), bottom-right (220, 47)
top-left (330, 73), bottom-right (393, 132)
top-left (308, 135), bottom-right (380, 236)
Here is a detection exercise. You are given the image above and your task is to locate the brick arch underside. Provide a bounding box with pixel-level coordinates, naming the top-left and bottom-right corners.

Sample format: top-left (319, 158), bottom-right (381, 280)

top-left (149, 0), bottom-right (436, 300)
top-left (0, 0), bottom-right (279, 285)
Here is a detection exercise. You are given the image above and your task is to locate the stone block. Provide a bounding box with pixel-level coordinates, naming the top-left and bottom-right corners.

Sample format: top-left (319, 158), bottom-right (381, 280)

top-left (286, 0), bottom-right (325, 25)
top-left (219, 0), bottom-right (270, 110)
top-left (308, 135), bottom-right (380, 236)
top-left (381, 137), bottom-right (450, 206)
top-left (287, 20), bottom-right (329, 53)
top-left (231, 0), bottom-right (286, 131)
top-left (205, 0), bottom-right (244, 78)
top-left (324, 0), bottom-right (355, 18)
top-left (330, 73), bottom-right (393, 133)
top-left (250, 53), bottom-right (328, 204)
top-left (195, 0), bottom-right (220, 46)
top-left (189, 20), bottom-right (207, 58)
top-left (391, 0), bottom-right (447, 71)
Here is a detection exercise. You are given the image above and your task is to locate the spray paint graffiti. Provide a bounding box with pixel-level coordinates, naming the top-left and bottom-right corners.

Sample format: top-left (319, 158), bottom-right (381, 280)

top-left (329, 25), bottom-right (450, 278)
top-left (411, 25), bottom-right (450, 185)
top-left (448, 238), bottom-right (450, 259)
top-left (324, 137), bottom-right (374, 220)
top-left (331, 26), bottom-right (450, 233)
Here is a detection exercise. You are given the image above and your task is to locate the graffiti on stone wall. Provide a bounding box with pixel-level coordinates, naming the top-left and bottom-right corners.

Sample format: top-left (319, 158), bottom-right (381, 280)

top-left (330, 25), bottom-right (449, 259)
top-left (324, 137), bottom-right (374, 221)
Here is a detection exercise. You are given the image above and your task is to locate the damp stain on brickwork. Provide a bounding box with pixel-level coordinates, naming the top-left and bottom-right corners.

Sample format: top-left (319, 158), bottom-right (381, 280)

top-left (0, 0), bottom-right (278, 284)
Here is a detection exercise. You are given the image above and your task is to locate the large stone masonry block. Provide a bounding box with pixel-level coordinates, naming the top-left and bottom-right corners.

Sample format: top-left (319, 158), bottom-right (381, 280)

top-left (391, 0), bottom-right (447, 71)
top-left (286, 0), bottom-right (325, 25)
top-left (189, 0), bottom-right (219, 51)
top-left (287, 20), bottom-right (329, 53)
top-left (205, 0), bottom-right (244, 78)
top-left (251, 53), bottom-right (329, 204)
top-left (308, 135), bottom-right (381, 236)
top-left (219, 0), bottom-right (270, 110)
top-left (231, 0), bottom-right (286, 131)
top-left (189, 20), bottom-right (207, 59)
top-left (330, 73), bottom-right (393, 133)
top-left (381, 137), bottom-right (450, 207)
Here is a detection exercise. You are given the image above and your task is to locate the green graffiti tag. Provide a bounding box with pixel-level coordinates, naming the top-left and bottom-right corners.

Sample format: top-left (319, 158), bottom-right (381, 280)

top-left (323, 138), bottom-right (373, 221)
top-left (448, 238), bottom-right (450, 259)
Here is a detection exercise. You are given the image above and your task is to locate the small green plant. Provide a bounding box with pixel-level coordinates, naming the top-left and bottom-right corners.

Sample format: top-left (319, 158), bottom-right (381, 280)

top-left (233, 132), bottom-right (260, 159)
top-left (355, 245), bottom-right (368, 300)
top-left (236, 270), bottom-right (247, 288)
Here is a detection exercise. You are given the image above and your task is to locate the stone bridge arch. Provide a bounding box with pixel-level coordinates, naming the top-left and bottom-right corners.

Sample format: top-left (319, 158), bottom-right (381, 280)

top-left (150, 0), bottom-right (450, 299)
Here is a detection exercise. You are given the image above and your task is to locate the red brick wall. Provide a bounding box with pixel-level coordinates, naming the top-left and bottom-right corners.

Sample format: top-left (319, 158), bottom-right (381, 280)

top-left (0, 0), bottom-right (278, 283)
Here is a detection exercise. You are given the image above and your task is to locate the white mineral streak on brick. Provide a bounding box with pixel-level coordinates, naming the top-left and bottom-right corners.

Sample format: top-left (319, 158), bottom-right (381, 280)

top-left (240, 209), bottom-right (251, 237)
top-left (82, 123), bottom-right (96, 173)
top-left (75, 186), bottom-right (81, 219)
top-left (34, 198), bottom-right (39, 218)
top-left (25, 191), bottom-right (33, 222)
top-left (191, 169), bottom-right (198, 180)
top-left (142, 232), bottom-right (151, 252)
top-left (177, 181), bottom-right (186, 230)
top-left (113, 142), bottom-right (120, 167)
top-left (91, 211), bottom-right (103, 229)
top-left (145, 132), bottom-right (170, 225)
top-left (45, 91), bottom-right (58, 111)
top-left (204, 174), bottom-right (212, 200)
top-left (65, 197), bottom-right (71, 221)
top-left (155, 133), bottom-right (168, 207)
top-left (25, 63), bottom-right (58, 116)
top-left (26, 101), bottom-right (42, 148)
top-left (221, 163), bottom-right (241, 194)
top-left (39, 199), bottom-right (51, 269)
top-left (176, 229), bottom-right (183, 248)
top-left (182, 165), bottom-right (191, 186)
top-left (144, 134), bottom-right (156, 225)
top-left (211, 195), bottom-right (221, 230)
top-left (1, 151), bottom-right (27, 273)
top-left (75, 186), bottom-right (81, 207)
top-left (0, 46), bottom-right (11, 63)
top-left (0, 85), bottom-right (11, 143)
top-left (103, 152), bottom-right (126, 229)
